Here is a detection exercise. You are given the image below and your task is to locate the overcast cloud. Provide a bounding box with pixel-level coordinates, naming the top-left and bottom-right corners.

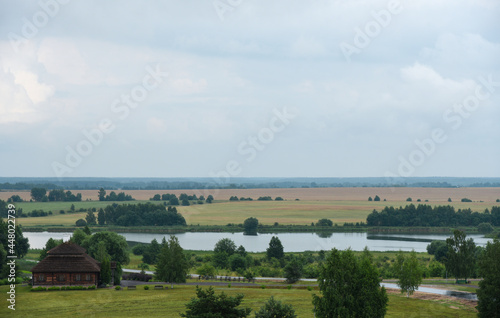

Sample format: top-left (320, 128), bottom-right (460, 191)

top-left (0, 0), bottom-right (499, 179)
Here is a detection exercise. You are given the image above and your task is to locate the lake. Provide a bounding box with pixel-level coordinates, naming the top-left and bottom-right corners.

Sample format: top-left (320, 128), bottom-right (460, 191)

top-left (24, 231), bottom-right (492, 252)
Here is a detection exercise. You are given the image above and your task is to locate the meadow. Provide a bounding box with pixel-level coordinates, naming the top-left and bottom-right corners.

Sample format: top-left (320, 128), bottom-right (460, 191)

top-left (0, 284), bottom-right (477, 317)
top-left (14, 195), bottom-right (498, 228)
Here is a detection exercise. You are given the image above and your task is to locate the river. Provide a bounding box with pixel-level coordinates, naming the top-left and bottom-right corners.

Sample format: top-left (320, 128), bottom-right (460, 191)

top-left (24, 231), bottom-right (492, 252)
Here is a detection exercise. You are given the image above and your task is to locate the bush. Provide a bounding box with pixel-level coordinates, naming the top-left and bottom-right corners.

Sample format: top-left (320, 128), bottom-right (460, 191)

top-left (88, 285), bottom-right (96, 290)
top-left (406, 197), bottom-right (412, 202)
top-left (374, 195), bottom-right (380, 201)
top-left (75, 219), bottom-right (87, 227)
top-left (275, 197), bottom-right (284, 201)
top-left (144, 285), bottom-right (149, 290)
top-left (261, 285), bottom-right (266, 289)
top-left (255, 296), bottom-right (297, 318)
top-left (368, 197), bottom-right (373, 201)
top-left (316, 219), bottom-right (333, 227)
top-left (48, 286), bottom-right (61, 291)
top-left (461, 198), bottom-right (472, 202)
top-left (115, 286), bottom-right (121, 290)
top-left (478, 223), bottom-right (494, 234)
top-left (31, 286), bottom-right (46, 292)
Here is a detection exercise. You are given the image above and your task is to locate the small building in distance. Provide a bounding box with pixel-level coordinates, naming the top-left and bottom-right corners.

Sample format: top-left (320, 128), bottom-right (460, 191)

top-left (31, 242), bottom-right (101, 287)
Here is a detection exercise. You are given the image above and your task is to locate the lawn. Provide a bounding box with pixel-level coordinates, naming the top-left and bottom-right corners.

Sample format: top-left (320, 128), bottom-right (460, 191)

top-left (0, 285), bottom-right (477, 317)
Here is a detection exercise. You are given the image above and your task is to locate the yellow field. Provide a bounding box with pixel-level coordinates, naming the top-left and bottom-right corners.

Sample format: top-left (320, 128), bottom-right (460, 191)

top-left (14, 197), bottom-right (498, 227)
top-left (2, 187), bottom-right (499, 202)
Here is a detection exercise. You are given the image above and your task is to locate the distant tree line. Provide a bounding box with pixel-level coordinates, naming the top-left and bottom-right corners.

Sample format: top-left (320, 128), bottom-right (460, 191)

top-left (367, 204), bottom-right (500, 227)
top-left (98, 188), bottom-right (134, 201)
top-left (102, 202), bottom-right (186, 226)
top-left (149, 193), bottom-right (213, 205)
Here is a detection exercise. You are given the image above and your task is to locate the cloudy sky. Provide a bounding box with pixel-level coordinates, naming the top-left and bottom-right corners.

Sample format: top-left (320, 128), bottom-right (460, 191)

top-left (1, 0), bottom-right (499, 179)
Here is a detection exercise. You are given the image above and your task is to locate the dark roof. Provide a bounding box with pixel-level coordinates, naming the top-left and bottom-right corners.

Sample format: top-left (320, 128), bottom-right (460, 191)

top-left (31, 243), bottom-right (100, 273)
top-left (47, 242), bottom-right (87, 255)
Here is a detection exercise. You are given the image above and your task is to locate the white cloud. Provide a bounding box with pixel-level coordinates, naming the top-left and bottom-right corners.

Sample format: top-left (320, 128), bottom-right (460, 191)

top-left (401, 63), bottom-right (475, 92)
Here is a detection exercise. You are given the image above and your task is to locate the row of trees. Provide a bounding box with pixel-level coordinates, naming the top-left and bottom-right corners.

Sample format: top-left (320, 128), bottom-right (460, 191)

top-left (98, 188), bottom-right (135, 201)
top-left (149, 193), bottom-right (214, 205)
top-left (87, 203), bottom-right (186, 227)
top-left (30, 188), bottom-right (83, 202)
top-left (367, 204), bottom-right (500, 227)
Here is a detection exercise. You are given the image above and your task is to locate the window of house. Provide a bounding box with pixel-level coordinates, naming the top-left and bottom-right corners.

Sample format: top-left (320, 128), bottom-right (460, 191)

top-left (76, 274), bottom-right (81, 281)
top-left (57, 274), bottom-right (65, 282)
top-left (38, 274), bottom-right (46, 282)
top-left (86, 274), bottom-right (91, 281)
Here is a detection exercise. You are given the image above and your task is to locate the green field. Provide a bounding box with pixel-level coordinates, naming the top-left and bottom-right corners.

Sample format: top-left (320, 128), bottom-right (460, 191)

top-left (15, 199), bottom-right (495, 228)
top-left (0, 285), bottom-right (477, 317)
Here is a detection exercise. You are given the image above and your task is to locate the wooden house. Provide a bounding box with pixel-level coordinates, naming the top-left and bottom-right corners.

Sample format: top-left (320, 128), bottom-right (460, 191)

top-left (31, 242), bottom-right (101, 287)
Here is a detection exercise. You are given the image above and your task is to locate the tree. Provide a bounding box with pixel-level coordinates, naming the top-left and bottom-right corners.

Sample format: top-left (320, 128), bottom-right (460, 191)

top-left (374, 195), bottom-right (381, 201)
top-left (70, 204), bottom-right (75, 212)
top-left (85, 210), bottom-right (97, 225)
top-left (266, 236), bottom-right (284, 260)
top-left (214, 238), bottom-right (237, 256)
top-left (75, 219), bottom-right (87, 227)
top-left (477, 223), bottom-right (494, 234)
top-left (143, 238), bottom-right (161, 264)
top-left (445, 230), bottom-right (476, 282)
top-left (83, 231), bottom-right (130, 265)
top-left (312, 248), bottom-right (388, 318)
top-left (196, 263), bottom-right (217, 278)
top-left (426, 240), bottom-right (448, 262)
top-left (180, 286), bottom-right (251, 318)
top-left (394, 250), bottom-right (423, 297)
top-left (70, 228), bottom-right (89, 246)
top-left (477, 239), bottom-right (500, 317)
top-left (0, 218), bottom-right (29, 258)
top-left (98, 188), bottom-right (106, 201)
top-left (316, 219), bottom-right (333, 227)
top-left (206, 195), bottom-right (214, 203)
top-left (30, 187), bottom-right (47, 201)
top-left (284, 257), bottom-right (303, 284)
top-left (97, 208), bottom-right (105, 225)
top-left (243, 217), bottom-right (258, 234)
top-left (156, 236), bottom-right (189, 288)
top-left (255, 296), bottom-right (297, 318)
top-left (368, 196), bottom-right (373, 201)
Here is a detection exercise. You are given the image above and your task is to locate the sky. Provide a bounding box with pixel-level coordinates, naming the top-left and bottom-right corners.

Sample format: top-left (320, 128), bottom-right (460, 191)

top-left (0, 0), bottom-right (499, 179)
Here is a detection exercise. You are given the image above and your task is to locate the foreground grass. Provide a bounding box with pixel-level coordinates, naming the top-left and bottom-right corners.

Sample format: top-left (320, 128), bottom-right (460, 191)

top-left (0, 285), bottom-right (476, 318)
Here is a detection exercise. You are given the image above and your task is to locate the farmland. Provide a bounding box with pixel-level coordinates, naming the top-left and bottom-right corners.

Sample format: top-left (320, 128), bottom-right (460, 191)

top-left (7, 187), bottom-right (499, 228)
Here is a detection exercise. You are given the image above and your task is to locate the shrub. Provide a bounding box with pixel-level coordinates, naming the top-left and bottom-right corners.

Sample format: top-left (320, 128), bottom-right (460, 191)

top-left (478, 223), bottom-right (494, 234)
top-left (115, 286), bottom-right (121, 290)
top-left (368, 197), bottom-right (373, 201)
top-left (227, 283), bottom-right (231, 288)
top-left (374, 195), bottom-right (380, 201)
top-left (87, 285), bottom-right (96, 290)
top-left (144, 285), bottom-right (149, 290)
top-left (275, 197), bottom-right (284, 201)
top-left (307, 286), bottom-right (313, 291)
top-left (261, 285), bottom-right (266, 289)
top-left (48, 286), bottom-right (61, 291)
top-left (406, 197), bottom-right (412, 202)
top-left (75, 219), bottom-right (87, 226)
top-left (287, 285), bottom-right (292, 290)
top-left (31, 286), bottom-right (46, 292)
top-left (461, 198), bottom-right (472, 202)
